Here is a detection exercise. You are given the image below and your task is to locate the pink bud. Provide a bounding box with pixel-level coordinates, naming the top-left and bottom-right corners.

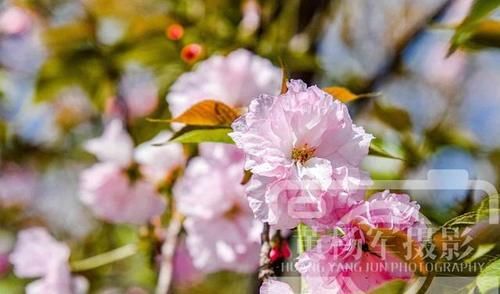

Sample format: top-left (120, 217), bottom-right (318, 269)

top-left (280, 241), bottom-right (291, 259)
top-left (269, 248), bottom-right (281, 263)
top-left (181, 43), bottom-right (202, 63)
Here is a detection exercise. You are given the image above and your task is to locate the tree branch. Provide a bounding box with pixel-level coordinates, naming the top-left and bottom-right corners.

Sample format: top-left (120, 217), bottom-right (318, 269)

top-left (362, 0), bottom-right (454, 92)
top-left (258, 222), bottom-right (274, 281)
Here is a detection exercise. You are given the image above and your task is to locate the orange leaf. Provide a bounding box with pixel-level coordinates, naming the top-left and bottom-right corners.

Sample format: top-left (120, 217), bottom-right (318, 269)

top-left (358, 222), bottom-right (427, 275)
top-left (323, 87), bottom-right (358, 103)
top-left (170, 100), bottom-right (239, 126)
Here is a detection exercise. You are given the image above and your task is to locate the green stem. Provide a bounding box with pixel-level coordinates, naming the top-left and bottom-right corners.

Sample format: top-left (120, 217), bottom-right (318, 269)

top-left (70, 243), bottom-right (138, 272)
top-left (297, 224), bottom-right (308, 294)
top-left (297, 223), bottom-right (305, 254)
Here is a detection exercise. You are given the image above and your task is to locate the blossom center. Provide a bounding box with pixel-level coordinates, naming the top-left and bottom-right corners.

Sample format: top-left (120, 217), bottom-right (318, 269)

top-left (291, 144), bottom-right (316, 163)
top-left (224, 204), bottom-right (242, 220)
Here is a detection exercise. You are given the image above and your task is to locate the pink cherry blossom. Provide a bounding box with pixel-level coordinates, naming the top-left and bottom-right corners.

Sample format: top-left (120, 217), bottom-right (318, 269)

top-left (183, 216), bottom-right (261, 273)
top-left (0, 6), bottom-right (32, 35)
top-left (230, 79), bottom-right (373, 179)
top-left (10, 227), bottom-right (69, 278)
top-left (166, 49), bottom-right (281, 117)
top-left (84, 119), bottom-right (134, 168)
top-left (345, 190), bottom-right (428, 241)
top-left (119, 68), bottom-right (159, 119)
top-left (80, 163), bottom-right (166, 225)
top-left (0, 164), bottom-right (37, 208)
top-left (174, 144), bottom-right (249, 220)
top-left (230, 79), bottom-right (372, 229)
top-left (25, 262), bottom-right (88, 294)
top-left (9, 228), bottom-right (88, 294)
top-left (172, 237), bottom-right (203, 286)
top-left (174, 144), bottom-right (261, 273)
top-left (134, 131), bottom-right (185, 184)
top-left (246, 166), bottom-right (369, 230)
top-left (260, 279), bottom-right (294, 294)
top-left (295, 191), bottom-right (427, 293)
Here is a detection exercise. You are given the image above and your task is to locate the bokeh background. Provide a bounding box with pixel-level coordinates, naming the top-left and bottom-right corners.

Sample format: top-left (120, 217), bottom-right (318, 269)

top-left (1, 0), bottom-right (499, 292)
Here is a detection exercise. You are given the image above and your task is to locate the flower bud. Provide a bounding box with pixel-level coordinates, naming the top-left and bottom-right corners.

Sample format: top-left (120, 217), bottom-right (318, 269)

top-left (181, 43), bottom-right (202, 63)
top-left (166, 23), bottom-right (184, 41)
top-left (269, 248), bottom-right (281, 263)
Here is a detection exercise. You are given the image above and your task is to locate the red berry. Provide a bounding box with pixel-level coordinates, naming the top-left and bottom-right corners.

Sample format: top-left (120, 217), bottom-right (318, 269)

top-left (280, 241), bottom-right (292, 259)
top-left (181, 43), bottom-right (202, 63)
top-left (166, 23), bottom-right (184, 41)
top-left (269, 248), bottom-right (281, 263)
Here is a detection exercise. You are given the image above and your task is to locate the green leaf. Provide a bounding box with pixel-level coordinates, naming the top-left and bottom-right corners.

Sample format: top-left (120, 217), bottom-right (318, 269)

top-left (465, 243), bottom-right (496, 263)
top-left (476, 259), bottom-right (500, 294)
top-left (449, 0), bottom-right (500, 54)
top-left (369, 139), bottom-right (405, 160)
top-left (443, 211), bottom-right (478, 227)
top-left (467, 20), bottom-right (500, 49)
top-left (476, 194), bottom-right (500, 223)
top-left (459, 0), bottom-right (500, 30)
top-left (168, 126), bottom-right (234, 144)
top-left (369, 279), bottom-right (407, 294)
top-left (373, 102), bottom-right (412, 132)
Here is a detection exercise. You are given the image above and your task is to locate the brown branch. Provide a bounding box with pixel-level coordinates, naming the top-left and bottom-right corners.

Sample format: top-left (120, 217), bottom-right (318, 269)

top-left (258, 222), bottom-right (274, 281)
top-left (362, 0), bottom-right (454, 92)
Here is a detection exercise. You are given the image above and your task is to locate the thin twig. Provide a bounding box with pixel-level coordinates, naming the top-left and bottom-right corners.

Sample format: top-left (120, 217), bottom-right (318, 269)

top-left (71, 243), bottom-right (138, 272)
top-left (155, 213), bottom-right (183, 294)
top-left (362, 0), bottom-right (454, 92)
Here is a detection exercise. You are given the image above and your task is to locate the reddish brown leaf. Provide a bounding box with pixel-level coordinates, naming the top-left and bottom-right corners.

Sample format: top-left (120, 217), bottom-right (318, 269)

top-left (170, 100), bottom-right (239, 126)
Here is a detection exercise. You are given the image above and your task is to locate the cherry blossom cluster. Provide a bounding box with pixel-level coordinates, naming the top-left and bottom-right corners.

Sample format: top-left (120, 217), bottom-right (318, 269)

top-left (173, 144), bottom-right (262, 273)
top-left (80, 119), bottom-right (184, 224)
top-left (3, 48), bottom-right (430, 293)
top-left (230, 80), bottom-right (428, 293)
top-left (167, 49), bottom-right (282, 277)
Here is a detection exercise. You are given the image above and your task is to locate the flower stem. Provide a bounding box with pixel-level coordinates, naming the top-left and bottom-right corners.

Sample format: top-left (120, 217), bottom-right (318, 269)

top-left (70, 243), bottom-right (138, 272)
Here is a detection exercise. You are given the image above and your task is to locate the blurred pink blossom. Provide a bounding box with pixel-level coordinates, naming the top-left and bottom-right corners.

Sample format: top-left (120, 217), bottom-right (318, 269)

top-left (80, 163), bottom-right (165, 225)
top-left (172, 237), bottom-right (203, 286)
top-left (0, 6), bottom-right (32, 35)
top-left (10, 227), bottom-right (69, 278)
top-left (0, 164), bottom-right (37, 208)
top-left (26, 263), bottom-right (88, 294)
top-left (9, 228), bottom-right (88, 294)
top-left (166, 49), bottom-right (281, 117)
top-left (296, 191), bottom-right (427, 293)
top-left (84, 119), bottom-right (134, 168)
top-left (134, 131), bottom-right (185, 184)
top-left (0, 253), bottom-right (10, 277)
top-left (174, 144), bottom-right (261, 273)
top-left (119, 68), bottom-right (159, 119)
top-left (80, 119), bottom-right (184, 224)
top-left (260, 279), bottom-right (294, 294)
